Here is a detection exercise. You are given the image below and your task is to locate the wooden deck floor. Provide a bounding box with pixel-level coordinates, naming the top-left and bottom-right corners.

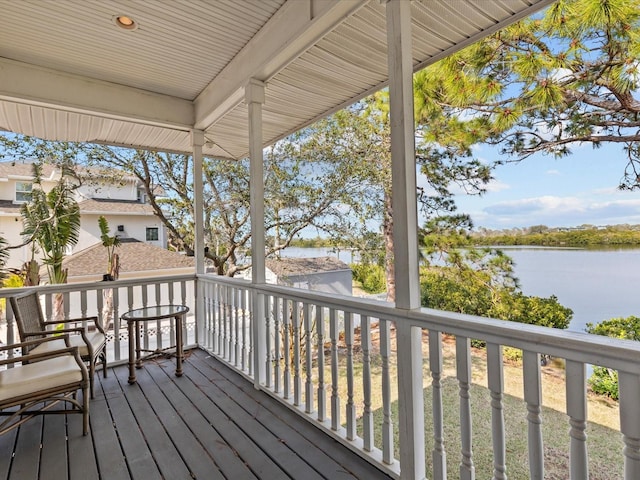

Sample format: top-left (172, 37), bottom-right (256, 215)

top-left (0, 348), bottom-right (393, 480)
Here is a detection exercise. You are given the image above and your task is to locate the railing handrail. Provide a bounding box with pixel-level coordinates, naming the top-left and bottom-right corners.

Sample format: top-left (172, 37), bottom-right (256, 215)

top-left (0, 273), bottom-right (198, 298)
top-left (199, 273), bottom-right (640, 374)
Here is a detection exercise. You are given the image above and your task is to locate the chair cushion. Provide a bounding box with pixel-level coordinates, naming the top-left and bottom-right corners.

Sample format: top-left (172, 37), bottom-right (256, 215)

top-left (0, 356), bottom-right (83, 402)
top-left (31, 332), bottom-right (105, 358)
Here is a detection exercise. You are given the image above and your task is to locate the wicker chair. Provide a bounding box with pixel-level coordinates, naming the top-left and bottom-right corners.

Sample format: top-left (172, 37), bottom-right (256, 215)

top-left (0, 336), bottom-right (89, 435)
top-left (9, 291), bottom-right (107, 399)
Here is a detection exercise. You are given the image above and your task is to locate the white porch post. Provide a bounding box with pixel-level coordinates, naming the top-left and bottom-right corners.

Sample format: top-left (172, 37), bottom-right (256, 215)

top-left (191, 129), bottom-right (205, 346)
top-left (385, 1), bottom-right (425, 479)
top-left (191, 129), bottom-right (205, 275)
top-left (246, 79), bottom-right (267, 387)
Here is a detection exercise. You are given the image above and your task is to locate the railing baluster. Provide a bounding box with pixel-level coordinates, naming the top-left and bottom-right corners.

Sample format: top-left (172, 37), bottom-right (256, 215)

top-left (223, 284), bottom-right (229, 360)
top-left (619, 370), bottom-right (640, 479)
top-left (202, 281), bottom-right (210, 351)
top-left (487, 343), bottom-right (506, 480)
top-left (304, 303), bottom-right (313, 414)
top-left (316, 305), bottom-right (326, 422)
top-left (430, 330), bottom-right (446, 478)
top-left (457, 336), bottom-right (475, 480)
top-left (247, 288), bottom-right (253, 377)
top-left (523, 350), bottom-right (544, 479)
top-left (233, 288), bottom-right (244, 370)
top-left (112, 287), bottom-right (121, 361)
top-left (156, 282), bottom-right (163, 350)
top-left (380, 318), bottom-right (394, 465)
top-left (345, 311), bottom-right (356, 441)
top-left (273, 296), bottom-right (281, 393)
top-left (361, 314), bottom-right (373, 452)
top-left (330, 308), bottom-right (340, 432)
top-left (566, 359), bottom-right (588, 480)
top-left (80, 290), bottom-right (88, 319)
top-left (243, 288), bottom-right (250, 372)
top-left (215, 282), bottom-right (222, 354)
top-left (97, 286), bottom-right (105, 328)
top-left (264, 294), bottom-right (271, 386)
top-left (283, 298), bottom-right (291, 400)
top-left (142, 285), bottom-right (150, 352)
top-left (293, 300), bottom-right (302, 407)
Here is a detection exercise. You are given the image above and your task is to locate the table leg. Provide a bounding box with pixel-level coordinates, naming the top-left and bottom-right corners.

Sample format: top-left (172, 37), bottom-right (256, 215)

top-left (175, 314), bottom-right (183, 376)
top-left (128, 320), bottom-right (136, 384)
top-left (135, 320), bottom-right (142, 368)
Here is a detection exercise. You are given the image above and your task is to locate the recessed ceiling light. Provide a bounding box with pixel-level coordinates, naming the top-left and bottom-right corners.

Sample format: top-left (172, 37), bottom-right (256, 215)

top-left (112, 14), bottom-right (138, 31)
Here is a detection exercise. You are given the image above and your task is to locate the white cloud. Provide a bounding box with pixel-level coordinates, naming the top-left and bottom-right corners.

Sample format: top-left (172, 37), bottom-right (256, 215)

top-left (546, 169), bottom-right (561, 176)
top-left (477, 195), bottom-right (640, 229)
top-left (485, 179), bottom-right (510, 193)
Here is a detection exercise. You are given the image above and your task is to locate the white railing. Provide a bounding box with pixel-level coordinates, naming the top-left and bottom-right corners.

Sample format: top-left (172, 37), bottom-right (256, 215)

top-left (3, 273), bottom-right (638, 478)
top-left (198, 273), bottom-right (640, 480)
top-left (0, 274), bottom-right (197, 364)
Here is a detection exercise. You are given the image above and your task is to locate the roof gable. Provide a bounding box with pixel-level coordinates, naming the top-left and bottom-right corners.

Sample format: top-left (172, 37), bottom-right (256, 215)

top-left (60, 239), bottom-right (194, 278)
top-left (266, 256), bottom-right (350, 277)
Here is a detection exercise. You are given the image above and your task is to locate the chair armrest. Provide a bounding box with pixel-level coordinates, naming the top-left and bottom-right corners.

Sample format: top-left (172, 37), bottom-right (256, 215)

top-left (21, 327), bottom-right (93, 354)
top-left (42, 316), bottom-right (105, 334)
top-left (42, 316), bottom-right (98, 326)
top-left (0, 335), bottom-right (71, 353)
top-left (0, 335), bottom-right (78, 367)
top-left (22, 327), bottom-right (85, 337)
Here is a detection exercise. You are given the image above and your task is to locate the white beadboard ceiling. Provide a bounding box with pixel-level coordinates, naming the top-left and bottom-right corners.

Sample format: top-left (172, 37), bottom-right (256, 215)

top-left (0, 0), bottom-right (555, 160)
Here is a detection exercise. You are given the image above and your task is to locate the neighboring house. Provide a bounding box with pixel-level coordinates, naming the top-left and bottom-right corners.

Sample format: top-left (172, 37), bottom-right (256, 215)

top-left (240, 256), bottom-right (352, 296)
top-left (0, 161), bottom-right (166, 270)
top-left (57, 238), bottom-right (194, 283)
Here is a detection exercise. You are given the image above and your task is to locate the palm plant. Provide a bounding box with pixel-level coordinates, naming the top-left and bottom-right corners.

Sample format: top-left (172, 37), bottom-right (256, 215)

top-left (98, 215), bottom-right (120, 327)
top-left (98, 215), bottom-right (121, 280)
top-left (20, 163), bottom-right (80, 319)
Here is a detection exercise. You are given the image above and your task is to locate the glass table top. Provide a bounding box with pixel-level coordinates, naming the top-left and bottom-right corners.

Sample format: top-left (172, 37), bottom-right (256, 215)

top-left (121, 304), bottom-right (189, 320)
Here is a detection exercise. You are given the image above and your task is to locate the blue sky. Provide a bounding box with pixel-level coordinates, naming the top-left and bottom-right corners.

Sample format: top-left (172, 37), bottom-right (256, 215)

top-left (441, 142), bottom-right (640, 230)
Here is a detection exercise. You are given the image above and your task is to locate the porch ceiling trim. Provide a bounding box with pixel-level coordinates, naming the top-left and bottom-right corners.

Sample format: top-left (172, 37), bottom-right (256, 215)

top-left (0, 0), bottom-right (557, 157)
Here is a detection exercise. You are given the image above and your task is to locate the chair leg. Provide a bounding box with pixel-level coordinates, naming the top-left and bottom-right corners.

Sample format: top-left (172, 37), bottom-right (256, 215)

top-left (83, 383), bottom-right (89, 436)
top-left (89, 361), bottom-right (95, 399)
top-left (102, 350), bottom-right (108, 378)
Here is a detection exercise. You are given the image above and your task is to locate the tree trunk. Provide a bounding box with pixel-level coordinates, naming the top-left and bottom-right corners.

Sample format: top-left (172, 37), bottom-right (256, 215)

top-left (383, 192), bottom-right (395, 303)
top-left (102, 253), bottom-right (120, 329)
top-left (53, 292), bottom-right (64, 322)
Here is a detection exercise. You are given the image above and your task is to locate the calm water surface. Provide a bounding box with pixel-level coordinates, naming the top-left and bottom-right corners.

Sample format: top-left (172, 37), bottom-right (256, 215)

top-left (281, 246), bottom-right (640, 333)
top-left (501, 247), bottom-right (640, 333)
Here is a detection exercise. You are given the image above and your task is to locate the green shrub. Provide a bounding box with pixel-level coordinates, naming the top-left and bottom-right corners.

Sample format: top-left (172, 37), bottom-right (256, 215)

top-left (503, 346), bottom-right (523, 364)
top-left (351, 263), bottom-right (386, 294)
top-left (585, 316), bottom-right (640, 400)
top-left (589, 366), bottom-right (619, 400)
top-left (586, 316), bottom-right (640, 341)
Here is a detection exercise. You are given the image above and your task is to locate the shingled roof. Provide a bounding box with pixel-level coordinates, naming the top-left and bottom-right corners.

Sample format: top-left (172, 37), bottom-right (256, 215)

top-left (58, 239), bottom-right (194, 279)
top-left (265, 256), bottom-right (350, 277)
top-left (0, 161), bottom-right (57, 179)
top-left (78, 198), bottom-right (155, 215)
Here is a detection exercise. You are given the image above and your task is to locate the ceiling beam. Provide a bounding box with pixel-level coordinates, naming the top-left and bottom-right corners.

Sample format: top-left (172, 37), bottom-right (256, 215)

top-left (194, 0), bottom-right (367, 130)
top-left (0, 58), bottom-right (194, 130)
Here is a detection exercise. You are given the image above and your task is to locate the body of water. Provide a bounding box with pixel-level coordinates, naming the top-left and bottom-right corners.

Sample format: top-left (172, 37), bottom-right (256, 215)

top-left (281, 246), bottom-right (640, 333)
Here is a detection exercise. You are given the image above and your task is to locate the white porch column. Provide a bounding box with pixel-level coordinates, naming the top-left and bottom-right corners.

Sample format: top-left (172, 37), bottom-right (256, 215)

top-left (384, 1), bottom-right (425, 479)
top-left (191, 129), bottom-right (205, 275)
top-left (246, 78), bottom-right (267, 387)
top-left (191, 129), bottom-right (205, 346)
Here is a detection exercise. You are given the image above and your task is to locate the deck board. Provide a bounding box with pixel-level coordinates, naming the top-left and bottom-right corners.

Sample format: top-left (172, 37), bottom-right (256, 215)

top-left (0, 348), bottom-right (394, 480)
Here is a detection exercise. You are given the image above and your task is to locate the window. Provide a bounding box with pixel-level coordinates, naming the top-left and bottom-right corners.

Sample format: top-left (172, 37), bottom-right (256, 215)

top-left (15, 182), bottom-right (32, 203)
top-left (146, 227), bottom-right (159, 241)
